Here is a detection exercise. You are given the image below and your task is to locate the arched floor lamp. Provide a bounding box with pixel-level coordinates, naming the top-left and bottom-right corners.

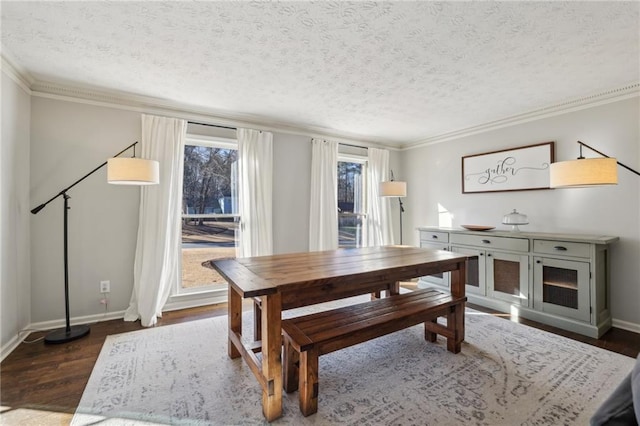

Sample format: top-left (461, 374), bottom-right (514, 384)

top-left (379, 171), bottom-right (407, 244)
top-left (30, 142), bottom-right (159, 344)
top-left (550, 141), bottom-right (640, 187)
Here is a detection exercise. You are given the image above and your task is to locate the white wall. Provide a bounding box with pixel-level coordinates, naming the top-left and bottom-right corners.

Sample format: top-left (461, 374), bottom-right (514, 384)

top-left (402, 97), bottom-right (640, 327)
top-left (30, 98), bottom-right (141, 323)
top-left (22, 89), bottom-right (640, 332)
top-left (273, 133), bottom-right (312, 254)
top-left (29, 97), bottom-right (395, 324)
top-left (1, 71), bottom-right (31, 352)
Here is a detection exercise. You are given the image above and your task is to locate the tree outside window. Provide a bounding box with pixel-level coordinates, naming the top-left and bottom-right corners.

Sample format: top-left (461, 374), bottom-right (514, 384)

top-left (338, 158), bottom-right (366, 247)
top-left (181, 138), bottom-right (238, 293)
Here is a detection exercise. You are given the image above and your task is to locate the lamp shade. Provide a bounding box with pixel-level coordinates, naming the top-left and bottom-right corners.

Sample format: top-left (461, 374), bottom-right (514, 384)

top-left (549, 158), bottom-right (618, 188)
top-left (379, 181), bottom-right (407, 197)
top-left (107, 157), bottom-right (159, 185)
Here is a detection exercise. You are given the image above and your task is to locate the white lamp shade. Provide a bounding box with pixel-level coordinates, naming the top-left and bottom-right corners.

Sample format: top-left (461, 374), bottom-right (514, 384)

top-left (107, 157), bottom-right (159, 185)
top-left (379, 181), bottom-right (407, 197)
top-left (549, 158), bottom-right (618, 188)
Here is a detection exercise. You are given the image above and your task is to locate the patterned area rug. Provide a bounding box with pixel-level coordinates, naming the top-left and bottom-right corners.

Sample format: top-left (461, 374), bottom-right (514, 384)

top-left (72, 297), bottom-right (635, 425)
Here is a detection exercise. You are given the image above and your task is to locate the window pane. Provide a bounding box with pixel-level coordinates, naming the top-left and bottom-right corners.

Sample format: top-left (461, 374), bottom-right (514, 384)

top-left (338, 161), bottom-right (364, 247)
top-left (181, 145), bottom-right (238, 291)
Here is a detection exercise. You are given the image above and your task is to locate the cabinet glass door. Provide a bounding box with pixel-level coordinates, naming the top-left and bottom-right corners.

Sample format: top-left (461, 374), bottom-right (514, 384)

top-left (534, 257), bottom-right (590, 322)
top-left (451, 246), bottom-right (486, 295)
top-left (487, 252), bottom-right (529, 306)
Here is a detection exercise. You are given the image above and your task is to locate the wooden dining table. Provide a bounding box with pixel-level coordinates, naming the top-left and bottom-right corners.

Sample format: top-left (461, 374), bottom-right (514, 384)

top-left (212, 245), bottom-right (469, 421)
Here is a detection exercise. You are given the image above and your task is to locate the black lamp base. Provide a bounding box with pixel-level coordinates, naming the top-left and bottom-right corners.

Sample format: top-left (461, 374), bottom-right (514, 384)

top-left (44, 324), bottom-right (90, 344)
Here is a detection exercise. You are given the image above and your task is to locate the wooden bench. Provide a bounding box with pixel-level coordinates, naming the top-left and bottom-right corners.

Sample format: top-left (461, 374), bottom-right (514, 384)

top-left (281, 288), bottom-right (466, 416)
top-left (251, 282), bottom-right (400, 341)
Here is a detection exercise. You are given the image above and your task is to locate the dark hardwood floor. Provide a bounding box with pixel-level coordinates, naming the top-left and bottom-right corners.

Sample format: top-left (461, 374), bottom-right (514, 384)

top-left (467, 302), bottom-right (640, 358)
top-left (1, 295), bottom-right (638, 424)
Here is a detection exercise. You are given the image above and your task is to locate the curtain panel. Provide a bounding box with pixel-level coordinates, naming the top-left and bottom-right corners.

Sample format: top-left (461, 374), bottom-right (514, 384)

top-left (365, 147), bottom-right (394, 246)
top-left (236, 128), bottom-right (273, 258)
top-left (125, 114), bottom-right (186, 327)
top-left (309, 138), bottom-right (338, 251)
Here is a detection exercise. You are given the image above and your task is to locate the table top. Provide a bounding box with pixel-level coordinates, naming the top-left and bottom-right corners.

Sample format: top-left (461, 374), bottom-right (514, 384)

top-left (212, 246), bottom-right (470, 298)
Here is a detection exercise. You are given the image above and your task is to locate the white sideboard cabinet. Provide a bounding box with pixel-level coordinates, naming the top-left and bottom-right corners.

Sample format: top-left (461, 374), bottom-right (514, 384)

top-left (418, 227), bottom-right (618, 338)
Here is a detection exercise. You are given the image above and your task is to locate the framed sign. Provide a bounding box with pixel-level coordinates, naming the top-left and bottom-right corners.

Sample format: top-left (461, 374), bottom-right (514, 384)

top-left (462, 142), bottom-right (555, 193)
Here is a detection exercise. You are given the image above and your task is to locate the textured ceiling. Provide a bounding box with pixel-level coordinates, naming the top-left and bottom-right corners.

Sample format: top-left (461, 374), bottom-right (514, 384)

top-left (1, 1), bottom-right (639, 146)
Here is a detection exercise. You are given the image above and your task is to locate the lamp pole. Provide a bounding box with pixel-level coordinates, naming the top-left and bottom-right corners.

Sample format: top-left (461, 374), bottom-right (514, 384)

top-left (398, 197), bottom-right (404, 245)
top-left (40, 192), bottom-right (90, 343)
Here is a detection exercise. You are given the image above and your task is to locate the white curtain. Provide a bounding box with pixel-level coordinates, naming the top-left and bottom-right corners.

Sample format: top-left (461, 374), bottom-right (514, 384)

top-left (365, 147), bottom-right (394, 246)
top-left (309, 138), bottom-right (338, 251)
top-left (236, 128), bottom-right (273, 258)
top-left (124, 114), bottom-right (186, 327)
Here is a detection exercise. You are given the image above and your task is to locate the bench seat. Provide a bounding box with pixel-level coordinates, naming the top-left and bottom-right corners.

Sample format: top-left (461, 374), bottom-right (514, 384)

top-left (281, 288), bottom-right (466, 416)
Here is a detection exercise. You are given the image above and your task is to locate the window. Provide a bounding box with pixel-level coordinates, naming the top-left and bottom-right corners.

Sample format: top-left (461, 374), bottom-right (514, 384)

top-left (180, 135), bottom-right (238, 294)
top-left (338, 155), bottom-right (367, 247)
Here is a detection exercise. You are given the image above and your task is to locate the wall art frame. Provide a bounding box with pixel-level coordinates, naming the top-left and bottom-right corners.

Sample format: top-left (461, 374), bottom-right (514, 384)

top-left (462, 141), bottom-right (555, 193)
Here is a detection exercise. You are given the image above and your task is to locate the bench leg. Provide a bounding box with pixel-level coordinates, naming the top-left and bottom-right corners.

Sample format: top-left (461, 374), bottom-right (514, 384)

top-left (299, 348), bottom-right (319, 416)
top-left (425, 319), bottom-right (438, 343)
top-left (283, 337), bottom-right (299, 393)
top-left (446, 304), bottom-right (465, 354)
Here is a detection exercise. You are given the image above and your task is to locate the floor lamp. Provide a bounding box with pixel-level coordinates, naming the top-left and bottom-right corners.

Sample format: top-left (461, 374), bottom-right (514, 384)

top-left (380, 171), bottom-right (407, 244)
top-left (31, 141), bottom-right (159, 344)
top-left (550, 141), bottom-right (640, 187)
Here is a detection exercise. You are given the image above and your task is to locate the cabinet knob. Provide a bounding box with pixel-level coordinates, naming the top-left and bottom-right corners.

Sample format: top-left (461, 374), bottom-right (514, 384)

top-left (479, 252), bottom-right (484, 256)
top-left (481, 239), bottom-right (491, 244)
top-left (553, 246), bottom-right (568, 251)
top-left (536, 260), bottom-right (541, 264)
top-left (487, 253), bottom-right (492, 257)
top-left (432, 235), bottom-right (438, 239)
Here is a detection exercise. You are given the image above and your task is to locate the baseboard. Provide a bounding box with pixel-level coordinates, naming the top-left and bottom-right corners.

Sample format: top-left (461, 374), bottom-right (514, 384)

top-left (1, 310), bottom-right (124, 362)
top-left (612, 318), bottom-right (640, 334)
top-left (29, 310), bottom-right (127, 332)
top-left (162, 293), bottom-right (227, 313)
top-left (9, 295), bottom-right (633, 363)
top-left (1, 296), bottom-right (228, 362)
top-left (1, 335), bottom-right (23, 363)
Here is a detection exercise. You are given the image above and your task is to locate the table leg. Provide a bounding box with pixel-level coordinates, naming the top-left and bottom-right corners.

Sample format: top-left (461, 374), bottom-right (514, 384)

top-left (449, 260), bottom-right (467, 347)
top-left (450, 260), bottom-right (467, 299)
top-left (260, 293), bottom-right (283, 421)
top-left (228, 286), bottom-right (241, 359)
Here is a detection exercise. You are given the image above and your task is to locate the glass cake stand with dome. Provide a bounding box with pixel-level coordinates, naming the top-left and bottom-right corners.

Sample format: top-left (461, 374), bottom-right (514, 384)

top-left (502, 209), bottom-right (528, 232)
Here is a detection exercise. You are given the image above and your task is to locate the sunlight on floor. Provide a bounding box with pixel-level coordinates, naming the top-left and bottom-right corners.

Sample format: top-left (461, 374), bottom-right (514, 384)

top-left (0, 406), bottom-right (72, 425)
top-left (465, 311), bottom-right (512, 318)
top-left (510, 304), bottom-right (521, 322)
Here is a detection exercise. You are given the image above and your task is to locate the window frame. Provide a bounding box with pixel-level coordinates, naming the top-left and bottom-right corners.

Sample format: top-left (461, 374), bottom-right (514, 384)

top-left (337, 153), bottom-right (368, 248)
top-left (177, 134), bottom-right (239, 296)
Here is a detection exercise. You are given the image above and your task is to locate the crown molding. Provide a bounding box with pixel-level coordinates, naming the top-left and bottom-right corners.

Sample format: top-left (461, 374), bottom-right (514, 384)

top-left (0, 52), bottom-right (34, 94)
top-left (29, 79), bottom-right (397, 151)
top-left (403, 82), bottom-right (640, 150)
top-left (8, 60), bottom-right (638, 152)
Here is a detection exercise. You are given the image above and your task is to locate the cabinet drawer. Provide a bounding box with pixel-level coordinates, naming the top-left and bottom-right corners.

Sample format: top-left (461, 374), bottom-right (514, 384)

top-left (420, 241), bottom-right (448, 251)
top-left (450, 233), bottom-right (529, 252)
top-left (533, 240), bottom-right (590, 258)
top-left (420, 230), bottom-right (449, 243)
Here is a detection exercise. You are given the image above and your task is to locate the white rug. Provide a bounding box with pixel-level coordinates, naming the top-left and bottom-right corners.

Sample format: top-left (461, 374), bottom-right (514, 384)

top-left (72, 297), bottom-right (635, 425)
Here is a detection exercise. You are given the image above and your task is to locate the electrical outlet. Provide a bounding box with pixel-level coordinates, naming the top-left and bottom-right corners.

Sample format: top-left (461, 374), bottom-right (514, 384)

top-left (100, 280), bottom-right (110, 293)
